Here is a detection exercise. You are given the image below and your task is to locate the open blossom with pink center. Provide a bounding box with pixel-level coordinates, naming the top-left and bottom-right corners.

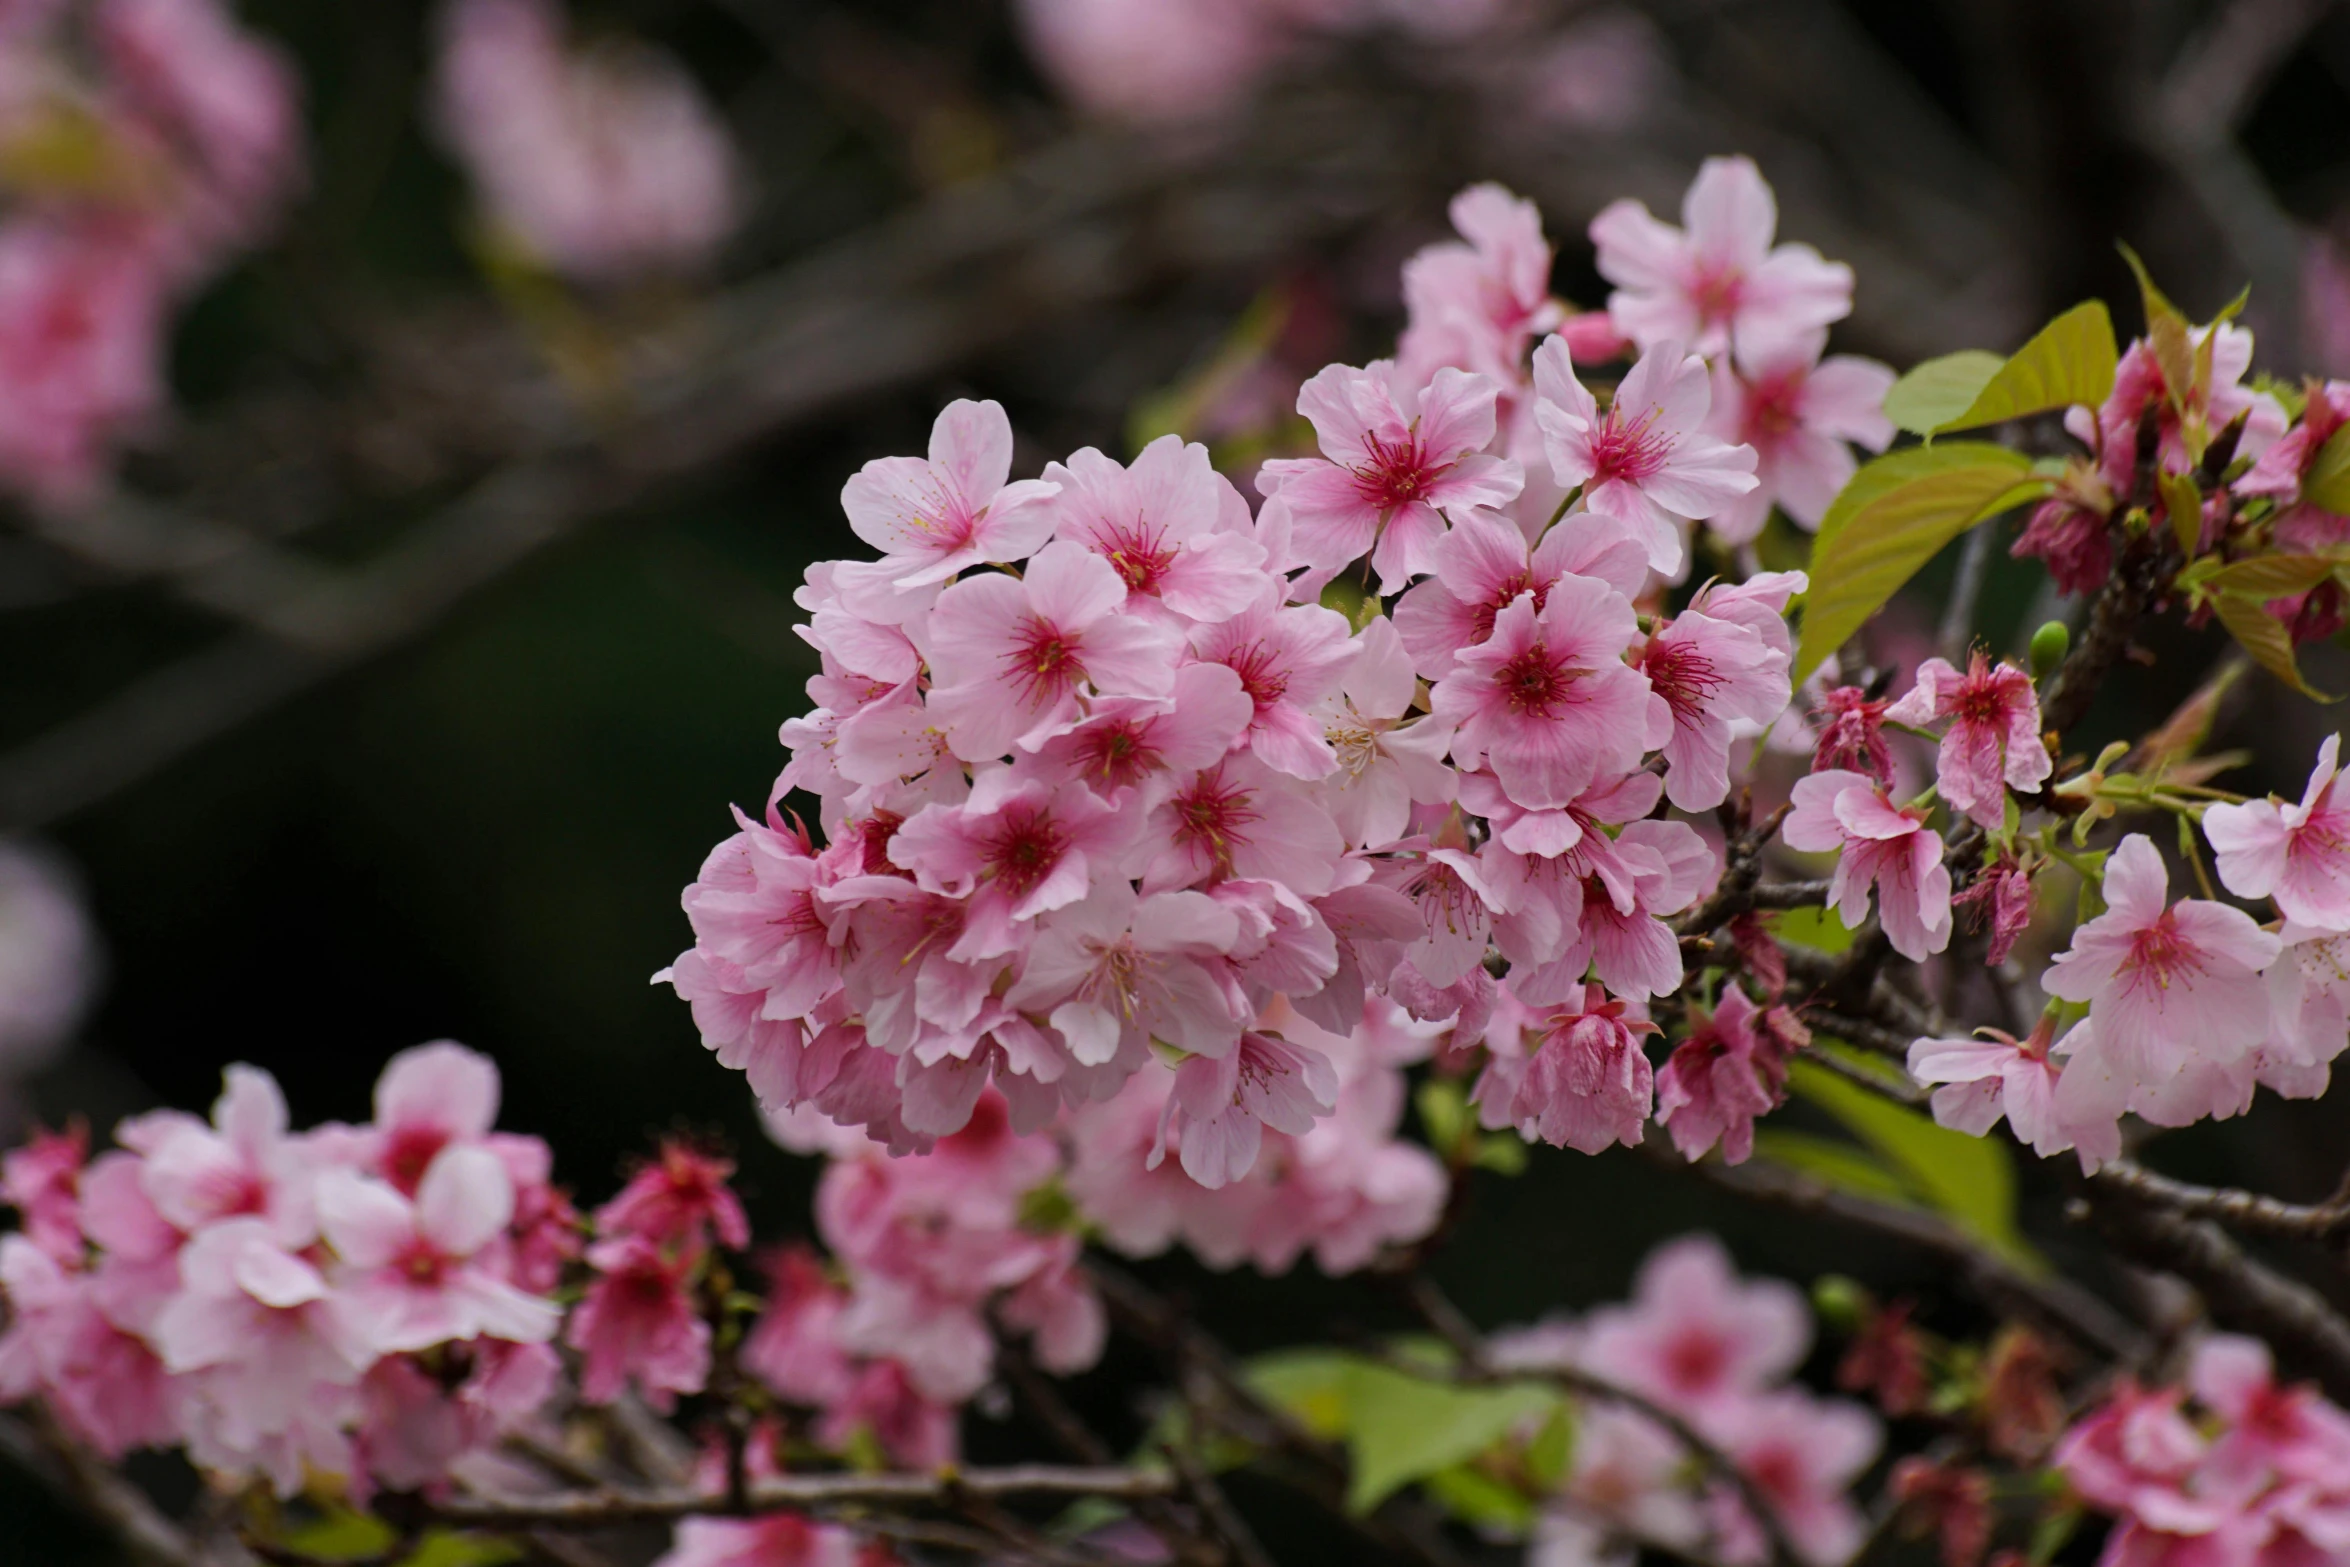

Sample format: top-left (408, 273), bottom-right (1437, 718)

top-left (1431, 573), bottom-right (1666, 811)
top-left (1885, 653), bottom-right (2051, 829)
top-left (653, 1512), bottom-right (863, 1567)
top-left (1138, 755), bottom-right (1346, 898)
top-left (1907, 1015), bottom-right (2118, 1164)
top-left (597, 1141), bottom-right (749, 1254)
top-left (2206, 734), bottom-right (2350, 932)
top-left (1577, 1234), bottom-right (1810, 1414)
top-left (1653, 985), bottom-right (1804, 1165)
top-left (1641, 597), bottom-right (1795, 812)
top-left (1710, 1389), bottom-right (1882, 1567)
top-left (1397, 182), bottom-right (1564, 388)
top-left (365, 1039), bottom-right (506, 1195)
top-left (2042, 834), bottom-right (2281, 1086)
top-left (1152, 1029), bottom-right (1339, 1189)
top-left (1391, 504), bottom-right (1648, 680)
top-left (1380, 816), bottom-right (1509, 990)
top-left (1187, 587), bottom-right (1358, 779)
top-left (838, 399), bottom-right (1059, 590)
top-left (1704, 330), bottom-right (1896, 543)
top-left (316, 1146), bottom-right (560, 1356)
top-left (433, 0), bottom-right (740, 282)
top-left (1589, 154), bottom-right (1855, 363)
top-left (1255, 362), bottom-right (1523, 594)
top-left (1532, 335), bottom-right (1760, 575)
top-left (1041, 436), bottom-right (1267, 626)
top-left (1025, 663), bottom-right (1253, 802)
top-left (887, 773), bottom-right (1137, 961)
top-left (924, 540), bottom-right (1179, 760)
top-left (568, 1234), bottom-right (711, 1411)
top-left (0, 1235), bottom-right (177, 1458)
top-left (1783, 770), bottom-right (1953, 962)
top-left (141, 1065), bottom-right (315, 1248)
top-left (1501, 982), bottom-right (1658, 1153)
top-left (1006, 880), bottom-right (1248, 1064)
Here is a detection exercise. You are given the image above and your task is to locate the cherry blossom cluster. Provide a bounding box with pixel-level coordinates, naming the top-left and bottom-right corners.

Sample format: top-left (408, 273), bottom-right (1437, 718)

top-left (0, 1045), bottom-right (573, 1495)
top-left (1495, 1236), bottom-right (1880, 1567)
top-left (663, 157), bottom-right (1905, 1192)
top-left (0, 0), bottom-right (302, 505)
top-left (432, 0), bottom-right (741, 284)
top-left (2056, 1334), bottom-right (2350, 1567)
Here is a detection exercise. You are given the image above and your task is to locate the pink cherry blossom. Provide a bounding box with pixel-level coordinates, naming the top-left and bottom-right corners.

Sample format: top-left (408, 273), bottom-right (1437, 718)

top-left (0, 1235), bottom-right (177, 1458)
top-left (316, 1146), bottom-right (560, 1356)
top-left (1808, 686), bottom-right (1892, 785)
top-left (839, 399), bottom-right (1059, 589)
top-left (1312, 617), bottom-right (1457, 847)
top-left (568, 1233), bottom-right (710, 1411)
top-left (140, 1065), bottom-right (315, 1247)
top-left (925, 539), bottom-right (1179, 759)
top-left (367, 1039), bottom-right (504, 1195)
top-left (742, 1244), bottom-right (854, 1409)
top-left (1430, 574), bottom-right (1665, 811)
top-left (2042, 834), bottom-right (2282, 1086)
top-left (1186, 588), bottom-right (1359, 779)
top-left (1391, 504), bottom-right (1649, 680)
top-left (1710, 1389), bottom-right (1881, 1567)
top-left (1552, 817), bottom-right (1714, 1004)
top-left (1589, 154), bottom-right (1854, 362)
top-left (1152, 1029), bottom-right (1339, 1189)
top-left (2206, 734), bottom-right (2350, 932)
top-left (1782, 770), bottom-right (1954, 962)
top-left (1577, 1233), bottom-right (1810, 1414)
top-left (1006, 881), bottom-right (1248, 1064)
top-left (433, 0), bottom-right (740, 282)
top-left (597, 1141), bottom-right (749, 1254)
top-left (1641, 598), bottom-right (1794, 812)
top-left (1906, 1015), bottom-right (2112, 1162)
top-left (1953, 852), bottom-right (2035, 967)
top-left (1397, 182), bottom-right (1564, 388)
top-left (2, 1123), bottom-right (85, 1265)
top-left (1255, 363), bottom-right (1523, 593)
top-left (654, 1513), bottom-right (862, 1567)
top-left (1885, 653), bottom-right (2052, 829)
top-left (1533, 335), bottom-right (1760, 575)
top-left (1503, 982), bottom-right (1658, 1153)
top-left (887, 774), bottom-right (1137, 960)
top-left (1025, 663), bottom-right (1254, 801)
top-left (0, 220), bottom-right (168, 508)
top-left (1138, 755), bottom-right (1346, 898)
top-left (1043, 436), bottom-right (1269, 625)
top-left (1653, 984), bottom-right (1803, 1165)
top-left (1704, 330), bottom-right (1895, 543)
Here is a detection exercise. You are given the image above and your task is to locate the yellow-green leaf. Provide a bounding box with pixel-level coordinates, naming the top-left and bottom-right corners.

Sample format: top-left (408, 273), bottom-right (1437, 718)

top-left (2305, 424), bottom-right (2350, 515)
top-left (1752, 1129), bottom-right (1924, 1207)
top-left (1340, 1362), bottom-right (1558, 1513)
top-left (2212, 593), bottom-right (2336, 701)
top-left (2197, 553), bottom-right (2349, 600)
top-left (1247, 1349), bottom-right (1356, 1440)
top-left (1789, 1057), bottom-right (2039, 1270)
top-left (1884, 351), bottom-right (2003, 437)
top-left (1797, 444), bottom-right (2044, 684)
top-left (1934, 302), bottom-right (2120, 434)
top-left (2158, 471), bottom-right (2203, 557)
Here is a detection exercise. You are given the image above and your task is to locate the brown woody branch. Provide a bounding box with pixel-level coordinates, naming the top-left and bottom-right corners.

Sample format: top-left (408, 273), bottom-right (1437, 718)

top-left (2088, 1160), bottom-right (2350, 1243)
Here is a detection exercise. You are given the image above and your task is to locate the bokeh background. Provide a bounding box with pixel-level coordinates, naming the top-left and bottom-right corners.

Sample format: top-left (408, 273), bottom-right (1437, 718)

top-left (14, 0), bottom-right (2350, 1559)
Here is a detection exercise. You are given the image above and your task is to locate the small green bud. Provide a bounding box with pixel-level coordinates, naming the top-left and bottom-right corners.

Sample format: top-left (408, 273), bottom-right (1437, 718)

top-left (2028, 619), bottom-right (2071, 681)
top-left (1811, 1274), bottom-right (1871, 1331)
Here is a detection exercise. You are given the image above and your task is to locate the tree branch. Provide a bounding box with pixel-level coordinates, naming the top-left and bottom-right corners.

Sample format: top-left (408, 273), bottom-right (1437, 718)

top-left (2088, 1160), bottom-right (2350, 1242)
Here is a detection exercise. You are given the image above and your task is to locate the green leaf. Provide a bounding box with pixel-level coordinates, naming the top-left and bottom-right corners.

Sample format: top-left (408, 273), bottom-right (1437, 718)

top-left (1751, 1129), bottom-right (1926, 1208)
top-left (1415, 1077), bottom-right (1469, 1156)
top-left (1424, 1463), bottom-right (1539, 1533)
top-left (2159, 470), bottom-right (2204, 558)
top-left (1931, 302), bottom-right (2119, 435)
top-left (1472, 1133), bottom-right (1530, 1176)
top-left (1246, 1349), bottom-right (1357, 1441)
top-left (1883, 351), bottom-right (2003, 436)
top-left (2304, 423), bottom-right (2350, 515)
top-left (280, 1511), bottom-right (399, 1564)
top-left (1340, 1362), bottom-right (1558, 1513)
top-left (2212, 593), bottom-right (2336, 701)
top-left (1797, 444), bottom-right (2044, 684)
top-left (1524, 1404), bottom-right (1575, 1490)
top-left (1788, 1057), bottom-right (2039, 1270)
top-left (1772, 905), bottom-right (1856, 954)
top-left (2196, 553), bottom-right (2349, 600)
top-left (397, 1536), bottom-right (524, 1567)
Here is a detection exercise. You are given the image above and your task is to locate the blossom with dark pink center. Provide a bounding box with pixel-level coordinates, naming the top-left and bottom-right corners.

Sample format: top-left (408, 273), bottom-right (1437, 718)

top-left (2, 1122), bottom-right (86, 1265)
top-left (887, 774), bottom-right (1137, 960)
top-left (838, 398), bottom-right (1059, 589)
top-left (1886, 653), bottom-right (2052, 829)
top-left (1397, 182), bottom-right (1565, 389)
top-left (1391, 504), bottom-right (1648, 680)
top-left (2042, 834), bottom-right (2281, 1085)
top-left (1908, 1014), bottom-right (2113, 1162)
top-left (140, 1065), bottom-right (315, 1248)
top-left (1704, 329), bottom-right (1895, 543)
top-left (924, 539), bottom-right (1181, 760)
top-left (2206, 734), bottom-right (2350, 932)
top-left (1041, 436), bottom-right (1267, 626)
top-left (2010, 459), bottom-right (2117, 597)
top-left (1589, 155), bottom-right (1854, 362)
top-left (1187, 588), bottom-right (1358, 779)
top-left (1151, 1029), bottom-right (1339, 1188)
top-left (1138, 756), bottom-right (1346, 898)
top-left (1255, 362), bottom-right (1523, 593)
top-left (1533, 335), bottom-right (1759, 575)
top-left (1783, 770), bottom-right (1953, 962)
top-left (597, 1141), bottom-right (749, 1255)
top-left (1641, 601), bottom-right (1793, 812)
top-left (1006, 880), bottom-right (1249, 1064)
top-left (1025, 663), bottom-right (1253, 802)
top-left (1654, 984), bottom-right (1804, 1164)
top-left (1576, 1233), bottom-right (1811, 1412)
top-left (1430, 573), bottom-right (1665, 812)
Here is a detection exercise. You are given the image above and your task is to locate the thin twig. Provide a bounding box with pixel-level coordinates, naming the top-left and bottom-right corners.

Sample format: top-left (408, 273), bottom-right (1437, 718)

top-left (415, 1465), bottom-right (1175, 1531)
